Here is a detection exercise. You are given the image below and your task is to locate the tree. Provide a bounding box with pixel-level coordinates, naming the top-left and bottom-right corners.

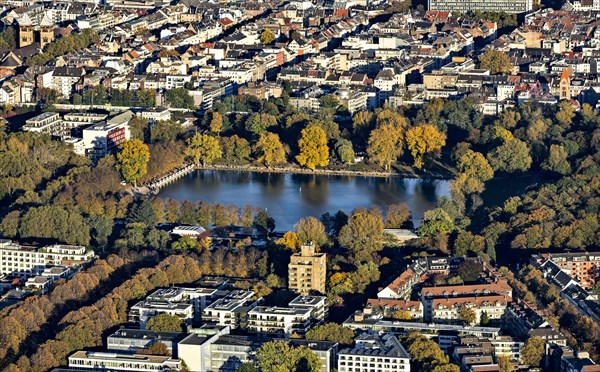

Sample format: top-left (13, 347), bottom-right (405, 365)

top-left (256, 341), bottom-right (321, 372)
top-left (150, 120), bottom-right (181, 143)
top-left (254, 132), bottom-right (286, 167)
top-left (487, 138), bottom-right (532, 173)
top-left (296, 126), bottom-right (329, 170)
top-left (405, 124), bottom-right (446, 169)
top-left (376, 108), bottom-right (409, 129)
top-left (145, 314), bottom-right (183, 332)
top-left (352, 111), bottom-right (375, 145)
top-left (339, 212), bottom-right (385, 263)
top-left (19, 206), bottom-right (91, 245)
top-left (260, 28), bottom-right (276, 44)
top-left (405, 332), bottom-right (456, 371)
top-left (556, 100), bottom-right (575, 126)
top-left (393, 310), bottom-right (412, 320)
top-left (208, 111), bottom-right (223, 134)
top-left (542, 144), bottom-right (571, 175)
top-left (172, 236), bottom-right (200, 251)
top-left (497, 354), bottom-right (514, 372)
top-left (253, 211), bottom-right (275, 232)
top-left (128, 116), bottom-right (149, 140)
top-left (480, 311), bottom-right (490, 326)
top-left (276, 231), bottom-right (300, 250)
top-left (335, 139), bottom-right (355, 164)
top-left (521, 337), bottom-right (545, 367)
top-left (117, 139), bottom-right (150, 187)
top-left (165, 88), bottom-right (194, 109)
top-left (129, 199), bottom-right (157, 226)
top-left (305, 323), bottom-right (355, 346)
top-left (137, 341), bottom-right (170, 356)
top-left (418, 208), bottom-right (456, 237)
top-left (237, 363), bottom-right (258, 372)
top-left (184, 133), bottom-right (222, 166)
top-left (245, 113), bottom-right (277, 137)
top-left (222, 135), bottom-right (251, 161)
top-left (457, 260), bottom-right (483, 282)
top-left (457, 305), bottom-right (477, 326)
top-left (367, 123), bottom-right (403, 171)
top-left (456, 150), bottom-right (493, 181)
top-left (295, 217), bottom-right (327, 246)
top-left (453, 232), bottom-right (485, 257)
top-left (385, 203), bottom-right (411, 228)
top-left (479, 49), bottom-right (513, 74)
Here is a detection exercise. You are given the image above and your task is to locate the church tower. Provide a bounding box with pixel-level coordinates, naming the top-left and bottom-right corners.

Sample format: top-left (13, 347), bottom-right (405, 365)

top-left (18, 13), bottom-right (34, 48)
top-left (39, 14), bottom-right (55, 49)
top-left (559, 67), bottom-right (571, 100)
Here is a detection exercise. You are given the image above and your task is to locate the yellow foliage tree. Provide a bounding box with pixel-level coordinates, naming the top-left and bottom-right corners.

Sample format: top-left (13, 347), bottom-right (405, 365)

top-left (116, 139), bottom-right (150, 187)
top-left (260, 28), bottom-right (275, 44)
top-left (376, 108), bottom-right (409, 129)
top-left (276, 231), bottom-right (300, 251)
top-left (184, 133), bottom-right (222, 166)
top-left (405, 124), bottom-right (446, 169)
top-left (254, 132), bottom-right (286, 167)
top-left (366, 123), bottom-right (403, 171)
top-left (296, 126), bottom-right (329, 170)
top-left (209, 111), bottom-right (223, 133)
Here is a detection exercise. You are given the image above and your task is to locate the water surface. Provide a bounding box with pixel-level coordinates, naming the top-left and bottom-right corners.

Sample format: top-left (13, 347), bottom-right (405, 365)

top-left (159, 170), bottom-right (451, 230)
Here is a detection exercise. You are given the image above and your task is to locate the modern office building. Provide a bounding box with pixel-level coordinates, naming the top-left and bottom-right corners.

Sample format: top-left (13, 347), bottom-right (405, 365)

top-left (0, 239), bottom-right (94, 278)
top-left (67, 351), bottom-right (182, 371)
top-left (428, 0), bottom-right (533, 14)
top-left (81, 110), bottom-right (133, 160)
top-left (288, 243), bottom-right (327, 295)
top-left (337, 332), bottom-right (411, 372)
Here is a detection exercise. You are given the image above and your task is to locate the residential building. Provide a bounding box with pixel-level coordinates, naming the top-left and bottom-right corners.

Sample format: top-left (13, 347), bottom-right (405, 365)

top-left (338, 332), bottom-right (411, 372)
top-left (202, 290), bottom-right (259, 329)
top-left (0, 239), bottom-right (94, 278)
top-left (23, 112), bottom-right (63, 135)
top-left (288, 243), bottom-right (327, 295)
top-left (533, 252), bottom-right (600, 289)
top-left (247, 306), bottom-right (313, 336)
top-left (50, 67), bottom-right (85, 98)
top-left (107, 328), bottom-right (186, 354)
top-left (421, 282), bottom-right (513, 323)
top-left (129, 286), bottom-right (218, 327)
top-left (428, 0), bottom-right (532, 15)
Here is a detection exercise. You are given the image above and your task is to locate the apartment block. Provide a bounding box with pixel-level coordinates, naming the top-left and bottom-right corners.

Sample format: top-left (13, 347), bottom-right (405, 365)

top-left (338, 332), bottom-right (411, 372)
top-left (428, 0), bottom-right (532, 14)
top-left (247, 306), bottom-right (313, 336)
top-left (0, 239), bottom-right (94, 278)
top-left (421, 282), bottom-right (513, 324)
top-left (534, 252), bottom-right (600, 289)
top-left (202, 290), bottom-right (259, 329)
top-left (107, 328), bottom-right (186, 354)
top-left (23, 112), bottom-right (62, 136)
top-left (129, 286), bottom-right (218, 328)
top-left (288, 243), bottom-right (327, 295)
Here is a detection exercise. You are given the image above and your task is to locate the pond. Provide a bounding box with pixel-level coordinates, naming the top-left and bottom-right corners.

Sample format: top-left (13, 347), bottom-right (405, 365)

top-left (158, 170), bottom-right (452, 230)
